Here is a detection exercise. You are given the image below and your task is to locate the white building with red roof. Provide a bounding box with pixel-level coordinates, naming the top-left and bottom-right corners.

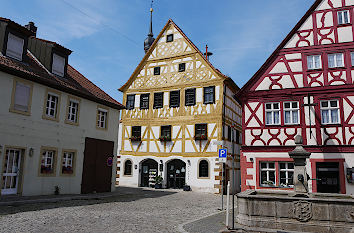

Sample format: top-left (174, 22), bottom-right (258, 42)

top-left (0, 18), bottom-right (124, 196)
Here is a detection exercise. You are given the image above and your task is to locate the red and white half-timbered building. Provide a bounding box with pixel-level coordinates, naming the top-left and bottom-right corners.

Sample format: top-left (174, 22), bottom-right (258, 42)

top-left (238, 0), bottom-right (354, 195)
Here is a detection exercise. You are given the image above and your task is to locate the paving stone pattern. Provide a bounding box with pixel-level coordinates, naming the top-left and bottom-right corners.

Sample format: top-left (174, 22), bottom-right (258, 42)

top-left (0, 187), bottom-right (221, 233)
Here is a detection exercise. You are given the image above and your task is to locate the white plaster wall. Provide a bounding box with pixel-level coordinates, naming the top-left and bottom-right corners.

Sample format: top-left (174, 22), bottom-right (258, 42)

top-left (0, 72), bottom-right (120, 196)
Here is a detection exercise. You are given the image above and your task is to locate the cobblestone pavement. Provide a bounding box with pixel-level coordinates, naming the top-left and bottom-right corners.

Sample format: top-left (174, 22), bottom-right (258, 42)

top-left (0, 187), bottom-right (222, 233)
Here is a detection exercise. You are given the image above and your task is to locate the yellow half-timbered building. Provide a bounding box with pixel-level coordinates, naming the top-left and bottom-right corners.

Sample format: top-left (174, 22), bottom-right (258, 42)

top-left (117, 18), bottom-right (241, 193)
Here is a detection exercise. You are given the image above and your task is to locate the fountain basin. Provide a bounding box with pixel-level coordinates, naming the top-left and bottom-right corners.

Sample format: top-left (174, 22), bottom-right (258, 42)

top-left (237, 190), bottom-right (354, 233)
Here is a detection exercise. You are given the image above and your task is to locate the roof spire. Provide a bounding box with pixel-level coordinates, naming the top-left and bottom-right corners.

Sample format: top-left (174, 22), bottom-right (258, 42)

top-left (144, 0), bottom-right (155, 53)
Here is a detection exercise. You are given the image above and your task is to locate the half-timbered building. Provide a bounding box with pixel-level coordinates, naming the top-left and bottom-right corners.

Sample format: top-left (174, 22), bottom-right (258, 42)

top-left (238, 0), bottom-right (354, 195)
top-left (117, 14), bottom-right (241, 193)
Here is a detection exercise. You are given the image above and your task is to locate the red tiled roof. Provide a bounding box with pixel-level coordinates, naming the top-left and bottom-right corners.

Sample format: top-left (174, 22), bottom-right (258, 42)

top-left (0, 52), bottom-right (124, 110)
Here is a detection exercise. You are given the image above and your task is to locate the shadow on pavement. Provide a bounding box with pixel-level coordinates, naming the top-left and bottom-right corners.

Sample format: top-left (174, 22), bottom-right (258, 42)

top-left (0, 186), bottom-right (177, 216)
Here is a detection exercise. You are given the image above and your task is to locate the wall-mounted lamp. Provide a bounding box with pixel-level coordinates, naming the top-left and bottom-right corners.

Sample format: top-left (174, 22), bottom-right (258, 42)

top-left (29, 148), bottom-right (34, 157)
top-left (134, 164), bottom-right (138, 170)
top-left (187, 160), bottom-right (191, 166)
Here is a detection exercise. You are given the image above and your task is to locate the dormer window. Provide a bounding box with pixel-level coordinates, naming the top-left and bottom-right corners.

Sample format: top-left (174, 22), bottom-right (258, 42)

top-left (6, 33), bottom-right (24, 61)
top-left (52, 53), bottom-right (65, 77)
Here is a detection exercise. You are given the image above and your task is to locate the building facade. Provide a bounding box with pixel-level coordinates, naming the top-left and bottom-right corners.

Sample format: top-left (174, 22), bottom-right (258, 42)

top-left (117, 19), bottom-right (242, 193)
top-left (0, 18), bottom-right (124, 196)
top-left (238, 0), bottom-right (354, 195)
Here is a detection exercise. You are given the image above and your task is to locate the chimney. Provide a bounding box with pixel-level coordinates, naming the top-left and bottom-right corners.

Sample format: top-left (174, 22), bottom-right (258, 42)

top-left (25, 22), bottom-right (37, 36)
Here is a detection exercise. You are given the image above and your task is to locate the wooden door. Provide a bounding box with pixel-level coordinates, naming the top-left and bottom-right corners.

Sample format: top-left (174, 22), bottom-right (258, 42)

top-left (81, 138), bottom-right (114, 194)
top-left (1, 149), bottom-right (21, 195)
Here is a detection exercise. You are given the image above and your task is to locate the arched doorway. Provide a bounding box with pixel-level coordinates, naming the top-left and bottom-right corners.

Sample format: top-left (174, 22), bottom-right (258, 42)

top-left (167, 159), bottom-right (186, 189)
top-left (140, 159), bottom-right (158, 187)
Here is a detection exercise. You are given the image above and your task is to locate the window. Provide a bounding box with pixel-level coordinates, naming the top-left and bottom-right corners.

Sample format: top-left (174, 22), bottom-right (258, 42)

top-left (236, 130), bottom-right (240, 144)
top-left (338, 10), bottom-right (350, 25)
top-left (140, 93), bottom-right (150, 109)
top-left (185, 88), bottom-right (196, 106)
top-left (126, 94), bottom-right (135, 110)
top-left (170, 90), bottom-right (180, 108)
top-left (154, 92), bottom-right (164, 109)
top-left (67, 100), bottom-right (79, 124)
top-left (284, 101), bottom-right (299, 125)
top-left (40, 150), bottom-right (56, 174)
top-left (265, 103), bottom-right (280, 125)
top-left (52, 53), bottom-right (65, 77)
top-left (160, 125), bottom-right (171, 141)
top-left (166, 34), bottom-right (174, 42)
top-left (45, 93), bottom-right (59, 119)
top-left (351, 52), bottom-right (354, 66)
top-left (260, 162), bottom-right (276, 186)
top-left (6, 33), bottom-right (24, 61)
top-left (11, 81), bottom-right (32, 114)
top-left (227, 126), bottom-right (232, 141)
top-left (195, 123), bottom-right (207, 140)
top-left (178, 63), bottom-right (185, 72)
top-left (62, 151), bottom-right (75, 175)
top-left (154, 67), bottom-right (160, 75)
top-left (124, 160), bottom-right (132, 176)
top-left (97, 108), bottom-right (108, 129)
top-left (131, 126), bottom-right (141, 141)
top-left (198, 160), bottom-right (209, 178)
top-left (321, 100), bottom-right (340, 124)
top-left (203, 86), bottom-right (215, 104)
top-left (307, 55), bottom-right (322, 70)
top-left (279, 162), bottom-right (294, 187)
top-left (328, 53), bottom-right (344, 68)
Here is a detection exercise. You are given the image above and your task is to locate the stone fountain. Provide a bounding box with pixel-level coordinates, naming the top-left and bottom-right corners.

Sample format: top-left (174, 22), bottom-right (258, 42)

top-left (236, 135), bottom-right (354, 233)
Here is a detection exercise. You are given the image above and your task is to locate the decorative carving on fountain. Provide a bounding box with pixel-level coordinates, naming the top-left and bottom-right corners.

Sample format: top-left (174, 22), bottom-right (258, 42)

top-left (293, 201), bottom-right (312, 222)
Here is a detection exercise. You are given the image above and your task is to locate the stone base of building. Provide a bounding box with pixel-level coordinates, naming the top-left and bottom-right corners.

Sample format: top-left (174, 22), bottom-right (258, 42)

top-left (236, 190), bottom-right (354, 233)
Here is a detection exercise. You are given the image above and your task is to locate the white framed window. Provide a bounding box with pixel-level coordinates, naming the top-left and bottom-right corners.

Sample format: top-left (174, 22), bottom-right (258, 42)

top-left (307, 55), bottom-right (322, 70)
top-left (97, 108), bottom-right (108, 128)
top-left (265, 103), bottom-right (280, 125)
top-left (45, 93), bottom-right (59, 118)
top-left (260, 162), bottom-right (276, 186)
top-left (321, 100), bottom-right (340, 124)
top-left (6, 33), bottom-right (24, 61)
top-left (284, 101), bottom-right (299, 125)
top-left (41, 150), bottom-right (55, 174)
top-left (351, 52), bottom-right (354, 66)
top-left (13, 82), bottom-right (31, 112)
top-left (328, 53), bottom-right (344, 68)
top-left (67, 100), bottom-right (79, 123)
top-left (337, 10), bottom-right (350, 25)
top-left (62, 151), bottom-right (74, 174)
top-left (52, 53), bottom-right (65, 77)
top-left (279, 162), bottom-right (294, 187)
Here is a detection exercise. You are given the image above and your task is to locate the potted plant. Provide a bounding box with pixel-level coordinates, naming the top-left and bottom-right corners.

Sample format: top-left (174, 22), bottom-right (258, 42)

top-left (194, 134), bottom-right (207, 140)
top-left (155, 175), bottom-right (163, 189)
top-left (130, 135), bottom-right (141, 141)
top-left (159, 135), bottom-right (171, 141)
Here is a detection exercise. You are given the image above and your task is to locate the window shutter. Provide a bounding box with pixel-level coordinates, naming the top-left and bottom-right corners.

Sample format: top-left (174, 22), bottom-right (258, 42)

top-left (52, 54), bottom-right (65, 77)
top-left (14, 82), bottom-right (30, 112)
top-left (6, 33), bottom-right (24, 61)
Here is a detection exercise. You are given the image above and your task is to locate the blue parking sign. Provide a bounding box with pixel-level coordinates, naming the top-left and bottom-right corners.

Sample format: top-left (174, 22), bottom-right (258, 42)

top-left (219, 149), bottom-right (227, 158)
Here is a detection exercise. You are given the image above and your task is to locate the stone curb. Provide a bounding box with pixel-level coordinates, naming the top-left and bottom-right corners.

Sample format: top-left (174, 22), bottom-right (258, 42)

top-left (178, 210), bottom-right (226, 233)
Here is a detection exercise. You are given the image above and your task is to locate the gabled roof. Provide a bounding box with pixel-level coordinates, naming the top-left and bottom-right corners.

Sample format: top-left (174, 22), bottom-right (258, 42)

top-left (236, 0), bottom-right (322, 97)
top-left (0, 52), bottom-right (124, 110)
top-left (32, 37), bottom-right (72, 55)
top-left (119, 19), bottom-right (239, 92)
top-left (0, 17), bottom-right (35, 36)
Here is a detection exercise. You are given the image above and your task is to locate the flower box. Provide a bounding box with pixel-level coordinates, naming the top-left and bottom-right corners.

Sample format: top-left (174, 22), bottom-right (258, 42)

top-left (62, 166), bottom-right (73, 174)
top-left (194, 134), bottom-right (208, 140)
top-left (159, 136), bottom-right (171, 141)
top-left (130, 136), bottom-right (141, 141)
top-left (41, 165), bottom-right (53, 174)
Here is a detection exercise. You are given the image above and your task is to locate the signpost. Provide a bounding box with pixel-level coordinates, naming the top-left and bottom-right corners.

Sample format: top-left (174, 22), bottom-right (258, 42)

top-left (219, 148), bottom-right (227, 210)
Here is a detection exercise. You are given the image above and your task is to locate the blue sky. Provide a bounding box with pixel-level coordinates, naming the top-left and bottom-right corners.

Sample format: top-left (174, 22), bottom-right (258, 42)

top-left (2, 0), bottom-right (314, 104)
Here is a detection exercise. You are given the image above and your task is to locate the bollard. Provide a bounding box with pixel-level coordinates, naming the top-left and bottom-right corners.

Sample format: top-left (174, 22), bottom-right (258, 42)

top-left (225, 181), bottom-right (230, 228)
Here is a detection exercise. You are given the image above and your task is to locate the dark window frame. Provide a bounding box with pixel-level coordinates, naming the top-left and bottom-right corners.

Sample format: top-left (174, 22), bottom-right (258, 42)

top-left (153, 92), bottom-right (164, 109)
top-left (178, 63), bottom-right (186, 72)
top-left (195, 123), bottom-right (208, 140)
top-left (203, 86), bottom-right (215, 104)
top-left (170, 90), bottom-right (180, 108)
top-left (124, 160), bottom-right (132, 176)
top-left (154, 67), bottom-right (161, 75)
top-left (166, 34), bottom-right (174, 42)
top-left (131, 126), bottom-right (141, 141)
top-left (227, 126), bottom-right (232, 141)
top-left (185, 88), bottom-right (196, 106)
top-left (199, 160), bottom-right (209, 178)
top-left (126, 94), bottom-right (135, 110)
top-left (140, 93), bottom-right (150, 109)
top-left (160, 125), bottom-right (172, 141)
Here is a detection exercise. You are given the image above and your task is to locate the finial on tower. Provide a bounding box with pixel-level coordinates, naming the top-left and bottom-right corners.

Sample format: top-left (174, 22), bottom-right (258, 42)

top-left (144, 0), bottom-right (155, 53)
